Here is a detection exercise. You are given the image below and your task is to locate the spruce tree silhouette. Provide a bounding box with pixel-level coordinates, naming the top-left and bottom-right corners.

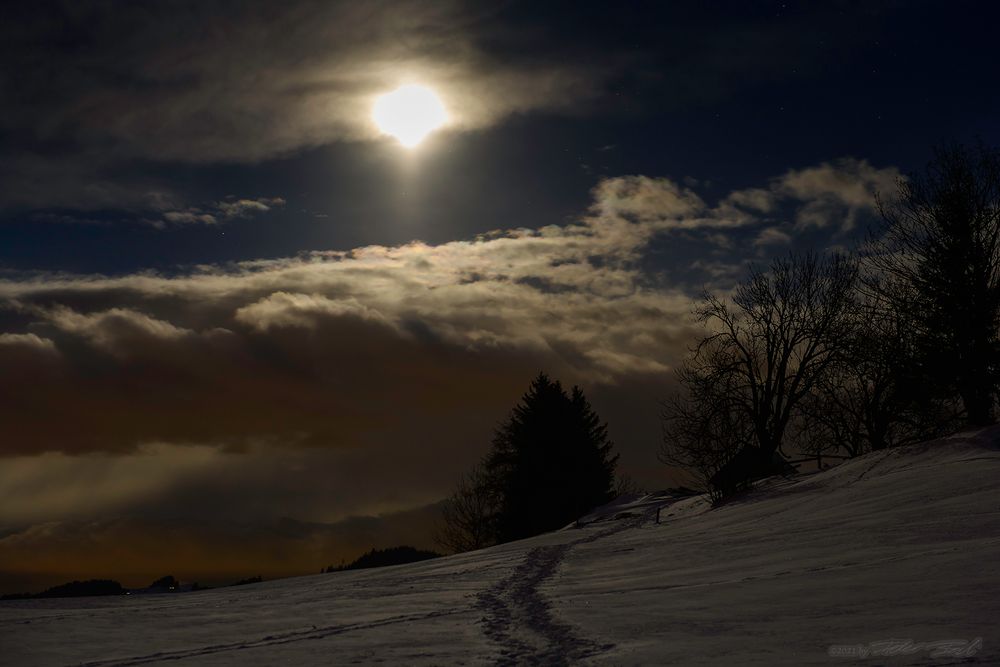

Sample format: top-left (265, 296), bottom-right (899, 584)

top-left (485, 373), bottom-right (618, 543)
top-left (870, 142), bottom-right (1000, 425)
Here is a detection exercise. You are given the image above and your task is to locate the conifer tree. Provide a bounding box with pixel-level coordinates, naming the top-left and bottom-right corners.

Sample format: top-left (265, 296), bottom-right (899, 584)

top-left (486, 373), bottom-right (618, 543)
top-left (438, 373), bottom-right (619, 550)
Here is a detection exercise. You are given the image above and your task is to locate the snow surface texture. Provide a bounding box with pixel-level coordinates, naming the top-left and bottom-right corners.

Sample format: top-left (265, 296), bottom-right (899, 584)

top-left (2, 428), bottom-right (999, 665)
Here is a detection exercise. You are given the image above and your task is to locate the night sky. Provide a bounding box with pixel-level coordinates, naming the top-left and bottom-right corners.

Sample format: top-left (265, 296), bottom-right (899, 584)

top-left (2, 0), bottom-right (999, 591)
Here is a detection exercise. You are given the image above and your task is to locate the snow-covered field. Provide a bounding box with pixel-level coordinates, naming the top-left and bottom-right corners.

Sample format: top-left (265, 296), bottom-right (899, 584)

top-left (3, 428), bottom-right (999, 666)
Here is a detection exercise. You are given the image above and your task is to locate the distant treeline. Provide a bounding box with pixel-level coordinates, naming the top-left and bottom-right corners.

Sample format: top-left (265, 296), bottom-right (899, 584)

top-left (1, 579), bottom-right (126, 600)
top-left (2, 574), bottom-right (249, 601)
top-left (2, 546), bottom-right (444, 600)
top-left (323, 545), bottom-right (442, 573)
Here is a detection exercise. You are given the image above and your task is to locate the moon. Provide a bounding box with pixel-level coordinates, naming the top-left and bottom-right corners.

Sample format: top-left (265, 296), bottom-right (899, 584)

top-left (372, 84), bottom-right (448, 148)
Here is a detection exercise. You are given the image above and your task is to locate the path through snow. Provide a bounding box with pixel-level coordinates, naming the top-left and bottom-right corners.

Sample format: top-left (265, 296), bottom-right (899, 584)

top-left (475, 501), bottom-right (665, 665)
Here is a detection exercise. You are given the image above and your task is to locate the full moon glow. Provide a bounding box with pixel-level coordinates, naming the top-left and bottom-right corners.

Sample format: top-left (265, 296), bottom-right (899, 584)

top-left (372, 84), bottom-right (448, 148)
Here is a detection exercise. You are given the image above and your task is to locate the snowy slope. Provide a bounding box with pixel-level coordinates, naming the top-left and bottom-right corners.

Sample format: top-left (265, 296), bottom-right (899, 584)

top-left (2, 428), bottom-right (999, 666)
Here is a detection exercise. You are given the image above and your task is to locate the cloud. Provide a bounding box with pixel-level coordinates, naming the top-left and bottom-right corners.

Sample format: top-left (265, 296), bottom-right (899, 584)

top-left (589, 176), bottom-right (706, 226)
top-left (161, 210), bottom-right (218, 225)
top-left (590, 175), bottom-right (776, 232)
top-left (235, 292), bottom-right (394, 332)
top-left (0, 166), bottom-right (286, 226)
top-left (155, 196), bottom-right (286, 227)
top-left (215, 197), bottom-right (287, 219)
top-left (771, 158), bottom-right (900, 231)
top-left (586, 162), bottom-right (898, 239)
top-left (665, 158), bottom-right (899, 239)
top-left (45, 306), bottom-right (189, 339)
top-left (0, 332), bottom-right (57, 352)
top-left (0, 444), bottom-right (225, 526)
top-left (753, 226), bottom-right (793, 247)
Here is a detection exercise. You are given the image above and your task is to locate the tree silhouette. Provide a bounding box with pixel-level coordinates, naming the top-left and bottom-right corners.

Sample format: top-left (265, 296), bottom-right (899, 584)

top-left (794, 292), bottom-right (957, 458)
top-left (869, 142), bottom-right (1000, 425)
top-left (325, 546), bottom-right (441, 573)
top-left (487, 375), bottom-right (618, 542)
top-left (435, 463), bottom-right (497, 553)
top-left (659, 356), bottom-right (751, 490)
top-left (149, 575), bottom-right (179, 590)
top-left (687, 253), bottom-right (855, 456)
top-left (661, 253), bottom-right (857, 499)
top-left (439, 373), bottom-right (618, 549)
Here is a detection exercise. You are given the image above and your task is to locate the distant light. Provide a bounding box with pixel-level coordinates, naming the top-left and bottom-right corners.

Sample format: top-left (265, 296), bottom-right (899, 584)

top-left (372, 85), bottom-right (448, 148)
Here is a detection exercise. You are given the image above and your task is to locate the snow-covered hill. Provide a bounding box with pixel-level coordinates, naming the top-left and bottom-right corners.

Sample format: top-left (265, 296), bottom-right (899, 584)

top-left (3, 428), bottom-right (999, 666)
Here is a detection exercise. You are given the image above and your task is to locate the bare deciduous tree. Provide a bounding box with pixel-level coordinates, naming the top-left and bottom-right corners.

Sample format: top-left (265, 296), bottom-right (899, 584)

top-left (434, 464), bottom-right (497, 554)
top-left (701, 253), bottom-right (857, 456)
top-left (659, 355), bottom-right (751, 490)
top-left (661, 252), bottom-right (857, 497)
top-left (794, 293), bottom-right (954, 458)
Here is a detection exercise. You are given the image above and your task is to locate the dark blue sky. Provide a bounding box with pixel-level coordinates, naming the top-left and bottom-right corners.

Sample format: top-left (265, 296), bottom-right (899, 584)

top-left (2, 1), bottom-right (998, 274)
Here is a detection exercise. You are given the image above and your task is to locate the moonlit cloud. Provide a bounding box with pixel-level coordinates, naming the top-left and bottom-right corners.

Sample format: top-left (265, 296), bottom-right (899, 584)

top-left (235, 293), bottom-right (395, 332)
top-left (161, 210), bottom-right (219, 226)
top-left (0, 332), bottom-right (57, 352)
top-left (772, 158), bottom-right (900, 231)
top-left (753, 226), bottom-right (793, 247)
top-left (42, 306), bottom-right (194, 349)
top-left (215, 197), bottom-right (287, 219)
top-left (155, 196), bottom-right (286, 227)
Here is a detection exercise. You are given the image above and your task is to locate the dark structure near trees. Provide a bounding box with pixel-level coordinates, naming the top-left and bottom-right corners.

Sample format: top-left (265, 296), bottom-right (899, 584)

top-left (438, 373), bottom-right (619, 551)
top-left (707, 446), bottom-right (796, 500)
top-left (869, 142), bottom-right (1000, 426)
top-left (149, 575), bottom-right (179, 590)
